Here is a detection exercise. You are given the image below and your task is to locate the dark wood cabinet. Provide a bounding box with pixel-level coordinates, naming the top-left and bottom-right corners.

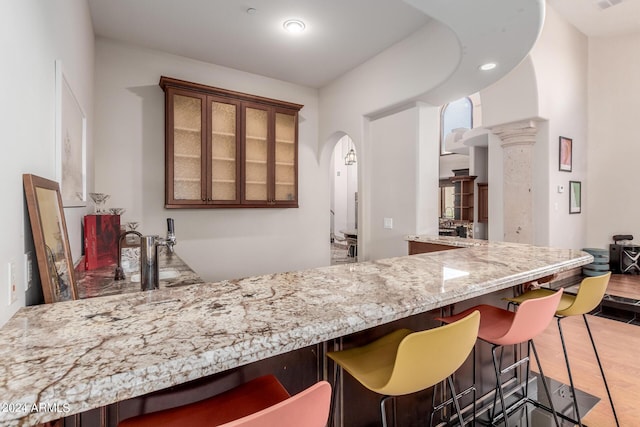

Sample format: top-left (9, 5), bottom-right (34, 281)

top-left (450, 175), bottom-right (476, 221)
top-left (160, 76), bottom-right (303, 208)
top-left (477, 183), bottom-right (488, 223)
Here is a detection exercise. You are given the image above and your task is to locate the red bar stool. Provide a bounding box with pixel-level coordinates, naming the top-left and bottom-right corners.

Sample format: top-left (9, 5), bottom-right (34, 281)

top-left (504, 272), bottom-right (619, 426)
top-left (437, 289), bottom-right (564, 427)
top-left (117, 375), bottom-right (331, 427)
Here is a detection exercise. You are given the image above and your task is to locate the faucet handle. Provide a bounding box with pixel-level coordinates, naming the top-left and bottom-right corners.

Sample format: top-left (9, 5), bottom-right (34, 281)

top-left (167, 218), bottom-right (175, 236)
top-left (166, 218), bottom-right (176, 253)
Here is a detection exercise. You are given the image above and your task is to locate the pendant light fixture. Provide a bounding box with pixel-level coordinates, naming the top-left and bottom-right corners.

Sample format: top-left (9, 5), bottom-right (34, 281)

top-left (344, 138), bottom-right (357, 166)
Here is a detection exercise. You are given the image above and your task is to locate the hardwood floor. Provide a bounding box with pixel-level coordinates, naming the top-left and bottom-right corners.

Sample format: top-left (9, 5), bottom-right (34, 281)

top-left (603, 273), bottom-right (640, 300)
top-left (533, 274), bottom-right (640, 427)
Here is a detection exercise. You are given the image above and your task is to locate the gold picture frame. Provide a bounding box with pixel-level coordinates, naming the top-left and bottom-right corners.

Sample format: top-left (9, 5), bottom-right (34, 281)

top-left (23, 174), bottom-right (78, 303)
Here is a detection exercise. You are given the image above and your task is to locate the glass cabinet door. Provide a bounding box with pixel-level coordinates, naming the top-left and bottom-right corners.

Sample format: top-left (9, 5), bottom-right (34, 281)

top-left (274, 111), bottom-right (297, 203)
top-left (210, 99), bottom-right (239, 203)
top-left (171, 93), bottom-right (204, 202)
top-left (244, 106), bottom-right (269, 202)
top-left (160, 77), bottom-right (302, 209)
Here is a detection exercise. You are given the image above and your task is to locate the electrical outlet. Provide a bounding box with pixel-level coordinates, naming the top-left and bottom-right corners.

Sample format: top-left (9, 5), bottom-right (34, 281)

top-left (25, 252), bottom-right (33, 290)
top-left (7, 261), bottom-right (17, 304)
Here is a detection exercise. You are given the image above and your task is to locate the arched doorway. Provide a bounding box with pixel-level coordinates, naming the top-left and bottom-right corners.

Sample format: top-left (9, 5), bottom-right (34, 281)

top-left (330, 134), bottom-right (358, 264)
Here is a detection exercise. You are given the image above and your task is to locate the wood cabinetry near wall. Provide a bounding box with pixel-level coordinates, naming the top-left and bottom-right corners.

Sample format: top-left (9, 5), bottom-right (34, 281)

top-left (159, 76), bottom-right (303, 208)
top-left (450, 175), bottom-right (476, 221)
top-left (477, 183), bottom-right (488, 223)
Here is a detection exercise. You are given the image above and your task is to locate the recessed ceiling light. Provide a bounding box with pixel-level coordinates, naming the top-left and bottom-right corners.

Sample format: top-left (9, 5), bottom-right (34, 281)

top-left (246, 8), bottom-right (257, 15)
top-left (283, 19), bottom-right (305, 34)
top-left (479, 62), bottom-right (497, 71)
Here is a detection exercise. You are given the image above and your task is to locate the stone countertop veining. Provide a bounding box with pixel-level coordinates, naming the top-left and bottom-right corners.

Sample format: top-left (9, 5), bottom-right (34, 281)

top-left (0, 240), bottom-right (592, 426)
top-left (75, 248), bottom-right (203, 299)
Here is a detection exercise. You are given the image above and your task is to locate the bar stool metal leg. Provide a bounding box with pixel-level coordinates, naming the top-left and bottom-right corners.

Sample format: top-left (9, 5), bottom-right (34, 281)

top-left (529, 339), bottom-right (561, 427)
top-left (380, 395), bottom-right (393, 427)
top-left (489, 341), bottom-right (561, 427)
top-left (491, 346), bottom-right (510, 427)
top-left (330, 363), bottom-right (341, 427)
top-left (582, 314), bottom-right (620, 427)
top-left (447, 376), bottom-right (466, 426)
top-left (429, 381), bottom-right (439, 427)
top-left (557, 316), bottom-right (582, 426)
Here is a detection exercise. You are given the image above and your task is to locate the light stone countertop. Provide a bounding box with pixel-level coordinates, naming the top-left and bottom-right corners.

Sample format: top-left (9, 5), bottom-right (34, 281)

top-left (405, 234), bottom-right (492, 247)
top-left (0, 239), bottom-right (592, 426)
top-left (75, 248), bottom-right (203, 299)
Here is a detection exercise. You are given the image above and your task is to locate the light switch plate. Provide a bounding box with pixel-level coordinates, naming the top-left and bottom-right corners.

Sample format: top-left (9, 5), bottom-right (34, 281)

top-left (383, 218), bottom-right (393, 229)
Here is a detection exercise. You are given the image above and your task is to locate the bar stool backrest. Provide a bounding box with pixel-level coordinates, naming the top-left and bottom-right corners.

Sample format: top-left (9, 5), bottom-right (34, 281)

top-left (557, 272), bottom-right (611, 317)
top-left (377, 310), bottom-right (480, 396)
top-left (493, 289), bottom-right (563, 346)
top-left (218, 381), bottom-right (331, 427)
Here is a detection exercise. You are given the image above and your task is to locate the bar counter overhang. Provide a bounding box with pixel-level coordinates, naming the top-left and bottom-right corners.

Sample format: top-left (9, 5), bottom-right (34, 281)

top-left (0, 237), bottom-right (592, 426)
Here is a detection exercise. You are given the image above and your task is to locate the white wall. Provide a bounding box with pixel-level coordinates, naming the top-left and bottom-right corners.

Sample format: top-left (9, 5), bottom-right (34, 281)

top-left (439, 155), bottom-right (469, 179)
top-left (368, 104), bottom-right (439, 260)
top-left (487, 133), bottom-right (504, 241)
top-left (530, 6), bottom-right (588, 248)
top-left (416, 104), bottom-right (441, 236)
top-left (369, 108), bottom-right (419, 260)
top-left (0, 0), bottom-right (94, 324)
top-left (480, 4), bottom-right (588, 249)
top-left (481, 57), bottom-right (540, 129)
top-left (587, 33), bottom-right (640, 248)
top-left (470, 146), bottom-right (488, 239)
top-left (319, 22), bottom-right (460, 259)
top-left (94, 39), bottom-right (324, 282)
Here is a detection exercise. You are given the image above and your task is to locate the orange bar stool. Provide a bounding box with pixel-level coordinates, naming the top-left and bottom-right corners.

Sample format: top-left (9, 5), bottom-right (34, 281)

top-left (327, 310), bottom-right (480, 427)
top-left (117, 375), bottom-right (331, 427)
top-left (504, 272), bottom-right (619, 427)
top-left (437, 289), bottom-right (564, 427)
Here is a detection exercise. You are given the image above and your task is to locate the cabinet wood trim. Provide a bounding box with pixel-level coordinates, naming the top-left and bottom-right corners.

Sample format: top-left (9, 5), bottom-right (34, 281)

top-left (161, 77), bottom-right (302, 209)
top-left (160, 76), bottom-right (303, 111)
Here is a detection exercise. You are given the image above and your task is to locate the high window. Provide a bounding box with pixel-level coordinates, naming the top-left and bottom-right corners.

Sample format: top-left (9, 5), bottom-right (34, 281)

top-left (440, 97), bottom-right (473, 155)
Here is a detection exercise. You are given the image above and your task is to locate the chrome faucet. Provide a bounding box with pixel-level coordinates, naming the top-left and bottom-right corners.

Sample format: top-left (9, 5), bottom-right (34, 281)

top-left (114, 231), bottom-right (143, 280)
top-left (114, 218), bottom-right (177, 291)
top-left (139, 219), bottom-right (177, 291)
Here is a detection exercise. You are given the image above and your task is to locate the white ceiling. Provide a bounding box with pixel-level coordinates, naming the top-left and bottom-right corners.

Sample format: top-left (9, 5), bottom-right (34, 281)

top-left (547, 0), bottom-right (640, 37)
top-left (88, 0), bottom-right (430, 88)
top-left (88, 0), bottom-right (640, 91)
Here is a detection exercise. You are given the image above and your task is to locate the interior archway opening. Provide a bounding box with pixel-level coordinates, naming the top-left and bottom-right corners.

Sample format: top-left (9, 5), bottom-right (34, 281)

top-left (329, 134), bottom-right (359, 264)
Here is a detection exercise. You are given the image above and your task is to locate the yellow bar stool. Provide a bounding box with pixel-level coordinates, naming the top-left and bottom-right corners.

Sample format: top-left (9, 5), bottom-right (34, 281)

top-left (327, 310), bottom-right (480, 427)
top-left (504, 271), bottom-right (619, 427)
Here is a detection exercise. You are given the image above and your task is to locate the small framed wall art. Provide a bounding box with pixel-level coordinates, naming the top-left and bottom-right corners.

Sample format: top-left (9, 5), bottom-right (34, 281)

top-left (55, 60), bottom-right (87, 207)
top-left (559, 136), bottom-right (572, 172)
top-left (569, 180), bottom-right (581, 214)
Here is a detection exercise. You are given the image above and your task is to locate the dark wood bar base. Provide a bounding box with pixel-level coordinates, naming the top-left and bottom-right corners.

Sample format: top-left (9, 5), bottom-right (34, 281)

top-left (408, 241), bottom-right (461, 255)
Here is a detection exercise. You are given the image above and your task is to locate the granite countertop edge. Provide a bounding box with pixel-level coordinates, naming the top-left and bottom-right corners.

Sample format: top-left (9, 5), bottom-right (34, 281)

top-left (0, 238), bottom-right (593, 425)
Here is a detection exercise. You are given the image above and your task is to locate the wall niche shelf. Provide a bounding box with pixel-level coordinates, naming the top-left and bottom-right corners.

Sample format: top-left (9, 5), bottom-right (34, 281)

top-left (449, 175), bottom-right (477, 221)
top-left (160, 76), bottom-right (303, 208)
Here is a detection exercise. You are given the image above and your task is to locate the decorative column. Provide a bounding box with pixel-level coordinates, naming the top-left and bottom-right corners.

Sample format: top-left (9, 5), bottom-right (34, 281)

top-left (490, 120), bottom-right (538, 244)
